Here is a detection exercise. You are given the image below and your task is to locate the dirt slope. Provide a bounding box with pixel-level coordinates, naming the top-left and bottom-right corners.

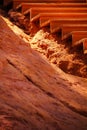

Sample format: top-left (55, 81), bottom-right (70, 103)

top-left (8, 10), bottom-right (87, 78)
top-left (0, 15), bottom-right (87, 130)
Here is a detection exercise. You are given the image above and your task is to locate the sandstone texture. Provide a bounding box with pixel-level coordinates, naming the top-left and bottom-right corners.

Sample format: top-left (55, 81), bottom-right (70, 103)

top-left (8, 10), bottom-right (87, 78)
top-left (0, 15), bottom-right (87, 130)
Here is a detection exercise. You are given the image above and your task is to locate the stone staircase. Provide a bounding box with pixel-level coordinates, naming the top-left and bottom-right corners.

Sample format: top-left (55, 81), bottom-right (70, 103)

top-left (2, 0), bottom-right (87, 54)
top-left (12, 0), bottom-right (87, 9)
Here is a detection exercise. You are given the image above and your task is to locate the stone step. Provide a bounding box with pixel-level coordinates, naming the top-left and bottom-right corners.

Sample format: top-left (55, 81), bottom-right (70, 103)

top-left (30, 7), bottom-right (87, 20)
top-left (13, 0), bottom-right (86, 9)
top-left (61, 24), bottom-right (87, 39)
top-left (32, 13), bottom-right (87, 26)
top-left (62, 31), bottom-right (87, 47)
top-left (15, 2), bottom-right (87, 11)
top-left (50, 19), bottom-right (87, 33)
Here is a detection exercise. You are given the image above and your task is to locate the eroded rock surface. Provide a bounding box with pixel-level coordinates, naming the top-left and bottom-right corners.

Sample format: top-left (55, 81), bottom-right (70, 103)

top-left (8, 10), bottom-right (87, 78)
top-left (0, 16), bottom-right (87, 130)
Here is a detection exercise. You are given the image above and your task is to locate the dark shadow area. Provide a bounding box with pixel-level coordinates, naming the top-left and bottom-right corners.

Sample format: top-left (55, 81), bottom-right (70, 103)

top-left (4, 1), bottom-right (13, 12)
top-left (0, 0), bottom-right (3, 5)
top-left (0, 0), bottom-right (3, 9)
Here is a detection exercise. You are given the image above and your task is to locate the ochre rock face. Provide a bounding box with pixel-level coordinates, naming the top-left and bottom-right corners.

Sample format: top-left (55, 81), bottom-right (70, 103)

top-left (0, 16), bottom-right (87, 130)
